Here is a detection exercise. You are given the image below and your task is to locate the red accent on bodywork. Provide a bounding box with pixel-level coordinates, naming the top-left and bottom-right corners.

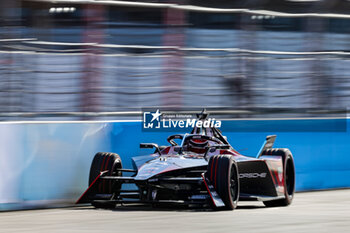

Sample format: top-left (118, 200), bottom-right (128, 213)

top-left (263, 156), bottom-right (285, 195)
top-left (220, 150), bottom-right (227, 154)
top-left (76, 173), bottom-right (102, 204)
top-left (264, 159), bottom-right (277, 186)
top-left (201, 174), bottom-right (216, 207)
top-left (268, 166), bottom-right (277, 186)
top-left (219, 149), bottom-right (240, 157)
top-left (192, 139), bottom-right (207, 143)
top-left (274, 170), bottom-right (281, 186)
top-left (161, 147), bottom-right (170, 154)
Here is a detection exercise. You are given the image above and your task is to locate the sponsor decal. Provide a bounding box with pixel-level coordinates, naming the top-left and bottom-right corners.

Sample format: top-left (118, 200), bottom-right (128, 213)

top-left (239, 173), bottom-right (267, 178)
top-left (190, 194), bottom-right (207, 200)
top-left (143, 109), bottom-right (221, 130)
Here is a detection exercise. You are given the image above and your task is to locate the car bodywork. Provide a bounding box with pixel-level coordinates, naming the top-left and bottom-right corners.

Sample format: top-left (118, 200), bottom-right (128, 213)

top-left (77, 112), bottom-right (294, 209)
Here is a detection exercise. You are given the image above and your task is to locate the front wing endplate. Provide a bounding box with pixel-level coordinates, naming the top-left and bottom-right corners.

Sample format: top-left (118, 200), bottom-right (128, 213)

top-left (201, 174), bottom-right (225, 208)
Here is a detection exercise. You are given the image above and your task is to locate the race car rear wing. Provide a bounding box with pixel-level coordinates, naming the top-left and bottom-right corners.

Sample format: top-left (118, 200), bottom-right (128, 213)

top-left (256, 135), bottom-right (276, 158)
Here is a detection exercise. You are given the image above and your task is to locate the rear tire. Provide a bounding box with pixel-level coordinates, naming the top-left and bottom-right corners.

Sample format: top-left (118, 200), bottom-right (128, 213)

top-left (89, 152), bottom-right (122, 208)
top-left (207, 155), bottom-right (240, 210)
top-left (262, 149), bottom-right (295, 207)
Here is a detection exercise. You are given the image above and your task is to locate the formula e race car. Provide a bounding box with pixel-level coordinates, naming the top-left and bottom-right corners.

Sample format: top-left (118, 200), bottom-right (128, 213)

top-left (76, 111), bottom-right (295, 210)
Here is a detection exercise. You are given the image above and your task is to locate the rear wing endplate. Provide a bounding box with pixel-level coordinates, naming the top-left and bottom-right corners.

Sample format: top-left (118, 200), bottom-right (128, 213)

top-left (256, 135), bottom-right (276, 158)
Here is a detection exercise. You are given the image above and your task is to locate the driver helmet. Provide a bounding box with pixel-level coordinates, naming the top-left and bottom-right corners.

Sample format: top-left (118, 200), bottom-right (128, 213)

top-left (188, 138), bottom-right (208, 154)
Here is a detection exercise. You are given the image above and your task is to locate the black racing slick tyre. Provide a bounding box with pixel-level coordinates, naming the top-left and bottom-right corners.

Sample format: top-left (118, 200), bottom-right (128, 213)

top-left (262, 148), bottom-right (295, 207)
top-left (89, 152), bottom-right (122, 199)
top-left (207, 155), bottom-right (240, 210)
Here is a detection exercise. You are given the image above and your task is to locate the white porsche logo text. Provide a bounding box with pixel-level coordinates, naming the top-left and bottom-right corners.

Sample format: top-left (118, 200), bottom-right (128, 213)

top-left (239, 173), bottom-right (267, 178)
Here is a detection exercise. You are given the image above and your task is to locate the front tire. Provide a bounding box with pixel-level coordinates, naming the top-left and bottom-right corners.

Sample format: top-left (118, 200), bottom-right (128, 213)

top-left (207, 155), bottom-right (240, 210)
top-left (89, 152), bottom-right (122, 208)
top-left (262, 148), bottom-right (295, 207)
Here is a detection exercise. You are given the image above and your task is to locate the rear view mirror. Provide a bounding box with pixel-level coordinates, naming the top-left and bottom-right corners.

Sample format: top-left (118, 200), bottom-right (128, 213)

top-left (140, 143), bottom-right (157, 149)
top-left (140, 143), bottom-right (161, 155)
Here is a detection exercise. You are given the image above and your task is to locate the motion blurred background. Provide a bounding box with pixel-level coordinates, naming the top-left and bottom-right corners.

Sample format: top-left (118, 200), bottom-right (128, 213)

top-left (1, 0), bottom-right (350, 120)
top-left (1, 0), bottom-right (350, 211)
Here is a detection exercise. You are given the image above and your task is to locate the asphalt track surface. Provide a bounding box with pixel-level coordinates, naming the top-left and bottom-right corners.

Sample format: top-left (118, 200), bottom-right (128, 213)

top-left (1, 189), bottom-right (349, 233)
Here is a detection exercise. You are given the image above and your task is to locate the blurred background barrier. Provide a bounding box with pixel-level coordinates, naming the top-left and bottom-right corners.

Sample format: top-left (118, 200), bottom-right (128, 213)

top-left (1, 118), bottom-right (350, 211)
top-left (2, 0), bottom-right (350, 119)
top-left (0, 121), bottom-right (114, 210)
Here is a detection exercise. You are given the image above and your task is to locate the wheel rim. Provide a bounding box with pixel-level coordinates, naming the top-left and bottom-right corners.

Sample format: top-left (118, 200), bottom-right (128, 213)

top-left (229, 165), bottom-right (238, 203)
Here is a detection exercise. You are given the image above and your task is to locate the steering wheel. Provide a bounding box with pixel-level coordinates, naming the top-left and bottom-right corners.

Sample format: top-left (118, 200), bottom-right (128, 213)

top-left (167, 134), bottom-right (184, 146)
